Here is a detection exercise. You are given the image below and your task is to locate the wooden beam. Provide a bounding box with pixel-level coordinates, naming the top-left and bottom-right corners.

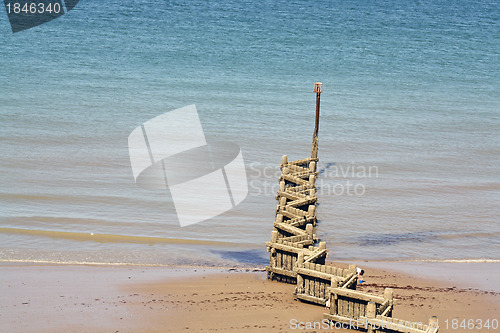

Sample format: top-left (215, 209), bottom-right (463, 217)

top-left (280, 174), bottom-right (308, 185)
top-left (322, 313), bottom-right (359, 325)
top-left (265, 266), bottom-right (297, 278)
top-left (274, 222), bottom-right (307, 236)
top-left (329, 288), bottom-right (385, 304)
top-left (287, 157), bottom-right (318, 165)
top-left (296, 267), bottom-right (340, 282)
top-left (265, 242), bottom-right (315, 255)
top-left (304, 249), bottom-right (327, 263)
top-left (276, 191), bottom-right (306, 202)
top-left (296, 293), bottom-right (326, 305)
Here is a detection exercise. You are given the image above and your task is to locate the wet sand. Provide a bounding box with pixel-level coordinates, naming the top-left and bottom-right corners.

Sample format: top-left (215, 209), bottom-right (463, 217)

top-left (1, 263), bottom-right (499, 332)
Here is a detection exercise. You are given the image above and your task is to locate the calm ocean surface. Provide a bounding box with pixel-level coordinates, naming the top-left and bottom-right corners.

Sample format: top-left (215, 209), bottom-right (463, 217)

top-left (1, 0), bottom-right (499, 267)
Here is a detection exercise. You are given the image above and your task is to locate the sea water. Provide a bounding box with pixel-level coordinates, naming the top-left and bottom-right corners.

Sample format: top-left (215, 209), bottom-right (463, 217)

top-left (1, 0), bottom-right (499, 266)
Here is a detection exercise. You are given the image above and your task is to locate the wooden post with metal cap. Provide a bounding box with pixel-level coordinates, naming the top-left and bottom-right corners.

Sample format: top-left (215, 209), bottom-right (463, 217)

top-left (312, 82), bottom-right (322, 159)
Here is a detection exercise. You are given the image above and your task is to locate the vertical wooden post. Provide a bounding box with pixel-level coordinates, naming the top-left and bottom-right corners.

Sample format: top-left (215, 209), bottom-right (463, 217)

top-left (319, 241), bottom-right (326, 250)
top-left (384, 288), bottom-right (394, 303)
top-left (313, 82), bottom-right (322, 139)
top-left (270, 248), bottom-right (276, 268)
top-left (330, 278), bottom-right (338, 315)
top-left (271, 230), bottom-right (278, 243)
top-left (312, 82), bottom-right (322, 159)
top-left (429, 316), bottom-right (438, 332)
top-left (306, 224), bottom-right (314, 238)
top-left (282, 155), bottom-right (288, 166)
top-left (297, 252), bottom-right (304, 266)
top-left (296, 252), bottom-right (304, 293)
top-left (307, 205), bottom-right (316, 216)
top-left (309, 161), bottom-right (316, 172)
top-left (384, 288), bottom-right (394, 317)
top-left (366, 302), bottom-right (376, 333)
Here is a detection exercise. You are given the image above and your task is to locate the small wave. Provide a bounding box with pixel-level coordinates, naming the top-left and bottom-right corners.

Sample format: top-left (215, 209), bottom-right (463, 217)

top-left (357, 231), bottom-right (437, 246)
top-left (0, 227), bottom-right (247, 247)
top-left (0, 259), bottom-right (267, 270)
top-left (408, 259), bottom-right (500, 263)
top-left (438, 231), bottom-right (500, 240)
top-left (0, 259), bottom-right (174, 267)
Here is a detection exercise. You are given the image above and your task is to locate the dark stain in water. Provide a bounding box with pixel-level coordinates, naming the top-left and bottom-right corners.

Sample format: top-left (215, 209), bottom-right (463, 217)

top-left (317, 162), bottom-right (335, 178)
top-left (316, 162), bottom-right (335, 191)
top-left (357, 231), bottom-right (437, 246)
top-left (213, 249), bottom-right (269, 266)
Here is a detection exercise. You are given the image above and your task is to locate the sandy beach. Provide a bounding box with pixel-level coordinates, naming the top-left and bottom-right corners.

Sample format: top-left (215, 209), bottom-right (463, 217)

top-left (1, 262), bottom-right (498, 333)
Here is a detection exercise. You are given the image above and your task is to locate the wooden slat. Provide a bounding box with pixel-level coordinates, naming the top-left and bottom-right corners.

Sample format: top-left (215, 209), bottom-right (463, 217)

top-left (287, 198), bottom-right (317, 208)
top-left (265, 266), bottom-right (297, 278)
top-left (280, 174), bottom-right (309, 185)
top-left (323, 313), bottom-right (361, 326)
top-left (304, 249), bottom-right (327, 263)
top-left (295, 267), bottom-right (339, 281)
top-left (330, 287), bottom-right (385, 304)
top-left (265, 242), bottom-right (315, 255)
top-left (287, 157), bottom-right (318, 165)
top-left (353, 299), bottom-right (359, 319)
top-left (296, 293), bottom-right (326, 305)
top-left (338, 296), bottom-right (344, 316)
top-left (341, 274), bottom-right (357, 288)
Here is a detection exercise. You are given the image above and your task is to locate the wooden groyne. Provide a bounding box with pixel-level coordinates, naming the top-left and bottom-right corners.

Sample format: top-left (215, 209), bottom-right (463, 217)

top-left (266, 83), bottom-right (439, 333)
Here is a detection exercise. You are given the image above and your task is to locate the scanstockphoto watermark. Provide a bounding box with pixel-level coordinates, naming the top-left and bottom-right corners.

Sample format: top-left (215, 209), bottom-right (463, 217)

top-left (248, 162), bottom-right (379, 197)
top-left (290, 318), bottom-right (433, 331)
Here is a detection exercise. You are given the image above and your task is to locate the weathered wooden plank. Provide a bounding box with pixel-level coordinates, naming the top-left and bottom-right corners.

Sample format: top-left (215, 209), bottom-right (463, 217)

top-left (295, 267), bottom-right (339, 282)
top-left (287, 164), bottom-right (309, 173)
top-left (331, 294), bottom-right (337, 315)
top-left (338, 296), bottom-right (344, 317)
top-left (360, 302), bottom-right (365, 318)
top-left (304, 249), bottom-right (327, 263)
top-left (290, 216), bottom-right (316, 228)
top-left (353, 299), bottom-right (359, 319)
top-left (330, 288), bottom-right (385, 304)
top-left (341, 274), bottom-right (357, 288)
top-left (296, 293), bottom-right (326, 305)
top-left (280, 174), bottom-right (309, 185)
top-left (276, 190), bottom-right (307, 201)
top-left (288, 198), bottom-right (317, 208)
top-left (265, 242), bottom-right (314, 255)
top-left (265, 266), bottom-right (297, 278)
top-left (287, 157), bottom-right (318, 166)
top-left (323, 313), bottom-right (358, 326)
top-left (348, 298), bottom-right (353, 319)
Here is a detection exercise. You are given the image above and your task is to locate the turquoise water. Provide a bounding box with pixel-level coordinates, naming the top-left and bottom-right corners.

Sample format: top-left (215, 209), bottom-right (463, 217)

top-left (1, 0), bottom-right (499, 266)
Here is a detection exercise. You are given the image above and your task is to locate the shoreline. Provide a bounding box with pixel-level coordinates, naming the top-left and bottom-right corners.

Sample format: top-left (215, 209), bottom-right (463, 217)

top-left (2, 259), bottom-right (499, 292)
top-left (1, 261), bottom-right (499, 332)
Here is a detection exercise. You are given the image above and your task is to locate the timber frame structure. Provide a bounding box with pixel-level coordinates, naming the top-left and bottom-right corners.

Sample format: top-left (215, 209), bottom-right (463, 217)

top-left (265, 83), bottom-right (439, 333)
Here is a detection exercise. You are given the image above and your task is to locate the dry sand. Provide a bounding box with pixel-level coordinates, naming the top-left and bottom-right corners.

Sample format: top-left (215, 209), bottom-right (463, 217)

top-left (1, 263), bottom-right (499, 332)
